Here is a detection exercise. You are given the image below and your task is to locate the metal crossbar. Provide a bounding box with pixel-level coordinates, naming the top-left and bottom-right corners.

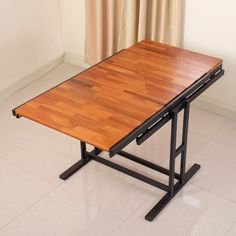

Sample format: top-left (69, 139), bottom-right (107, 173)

top-left (13, 65), bottom-right (224, 222)
top-left (59, 97), bottom-right (200, 221)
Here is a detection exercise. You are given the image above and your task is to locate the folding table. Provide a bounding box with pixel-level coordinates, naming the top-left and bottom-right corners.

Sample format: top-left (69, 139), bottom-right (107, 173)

top-left (13, 40), bottom-right (224, 221)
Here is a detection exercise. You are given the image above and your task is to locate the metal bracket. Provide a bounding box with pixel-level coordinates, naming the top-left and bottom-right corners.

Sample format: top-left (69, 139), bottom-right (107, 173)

top-left (12, 109), bottom-right (21, 119)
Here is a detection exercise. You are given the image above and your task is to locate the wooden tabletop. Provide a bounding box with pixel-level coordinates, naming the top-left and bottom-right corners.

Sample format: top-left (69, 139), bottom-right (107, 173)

top-left (14, 40), bottom-right (222, 151)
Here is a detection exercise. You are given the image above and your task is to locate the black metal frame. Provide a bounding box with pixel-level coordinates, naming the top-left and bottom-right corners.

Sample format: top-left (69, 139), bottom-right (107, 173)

top-left (13, 65), bottom-right (224, 222)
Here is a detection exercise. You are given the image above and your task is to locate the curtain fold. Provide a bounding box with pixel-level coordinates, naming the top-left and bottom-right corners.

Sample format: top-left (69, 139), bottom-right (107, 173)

top-left (85, 0), bottom-right (184, 65)
top-left (85, 0), bottom-right (125, 64)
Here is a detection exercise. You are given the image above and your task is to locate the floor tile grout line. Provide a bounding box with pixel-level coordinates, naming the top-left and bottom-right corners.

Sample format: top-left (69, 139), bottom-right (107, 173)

top-left (86, 122), bottom-right (222, 230)
top-left (110, 116), bottom-right (236, 230)
top-left (0, 184), bottom-right (61, 232)
top-left (77, 160), bottom-right (162, 223)
top-left (186, 130), bottom-right (214, 162)
top-left (57, 165), bottom-right (145, 232)
top-left (188, 108), bottom-right (228, 140)
top-left (225, 221), bottom-right (236, 236)
top-left (111, 179), bottom-right (236, 236)
top-left (207, 117), bottom-right (230, 140)
top-left (110, 179), bottom-right (194, 235)
top-left (192, 182), bottom-right (236, 204)
top-left (0, 137), bottom-right (40, 161)
top-left (189, 130), bottom-right (212, 153)
top-left (205, 129), bottom-right (236, 152)
top-left (188, 123), bottom-right (236, 206)
top-left (110, 190), bottom-right (160, 235)
top-left (122, 188), bottom-right (158, 221)
top-left (1, 156), bottom-right (62, 187)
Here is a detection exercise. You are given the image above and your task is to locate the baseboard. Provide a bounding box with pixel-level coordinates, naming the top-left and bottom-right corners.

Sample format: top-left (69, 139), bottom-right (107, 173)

top-left (193, 96), bottom-right (236, 120)
top-left (0, 53), bottom-right (64, 103)
top-left (64, 52), bottom-right (90, 68)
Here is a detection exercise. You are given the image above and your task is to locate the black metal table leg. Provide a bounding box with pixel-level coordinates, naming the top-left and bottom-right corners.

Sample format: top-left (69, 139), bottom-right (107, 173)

top-left (180, 102), bottom-right (190, 184)
top-left (59, 158), bottom-right (92, 180)
top-left (145, 163), bottom-right (200, 221)
top-left (145, 101), bottom-right (198, 221)
top-left (58, 100), bottom-right (200, 221)
top-left (169, 111), bottom-right (178, 197)
top-left (80, 141), bottom-right (86, 159)
top-left (59, 142), bottom-right (102, 180)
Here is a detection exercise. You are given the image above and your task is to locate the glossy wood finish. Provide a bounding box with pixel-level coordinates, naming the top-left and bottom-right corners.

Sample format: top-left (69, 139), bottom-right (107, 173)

top-left (15, 40), bottom-right (222, 151)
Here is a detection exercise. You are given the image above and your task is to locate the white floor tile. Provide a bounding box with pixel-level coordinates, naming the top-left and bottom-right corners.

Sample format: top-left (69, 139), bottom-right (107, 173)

top-left (61, 160), bottom-right (160, 220)
top-left (227, 223), bottom-right (236, 236)
top-left (0, 159), bottom-right (54, 229)
top-left (190, 140), bottom-right (236, 202)
top-left (211, 119), bottom-right (236, 150)
top-left (188, 107), bottom-right (227, 138)
top-left (0, 187), bottom-right (122, 236)
top-left (111, 184), bottom-right (236, 236)
top-left (0, 111), bottom-right (44, 156)
top-left (3, 131), bottom-right (82, 185)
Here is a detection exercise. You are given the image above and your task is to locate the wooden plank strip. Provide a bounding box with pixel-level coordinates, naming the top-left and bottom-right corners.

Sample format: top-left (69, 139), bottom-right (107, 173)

top-left (15, 40), bottom-right (222, 151)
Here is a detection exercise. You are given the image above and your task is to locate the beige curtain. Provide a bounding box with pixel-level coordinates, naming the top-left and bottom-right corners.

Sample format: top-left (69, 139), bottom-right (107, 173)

top-left (85, 0), bottom-right (184, 65)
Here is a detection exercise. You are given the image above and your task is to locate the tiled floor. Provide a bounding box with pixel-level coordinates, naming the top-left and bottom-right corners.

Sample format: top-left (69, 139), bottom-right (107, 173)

top-left (0, 63), bottom-right (235, 236)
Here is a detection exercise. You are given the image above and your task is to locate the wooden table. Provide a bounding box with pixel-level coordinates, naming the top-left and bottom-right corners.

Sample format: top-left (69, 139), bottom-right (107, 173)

top-left (13, 40), bottom-right (224, 221)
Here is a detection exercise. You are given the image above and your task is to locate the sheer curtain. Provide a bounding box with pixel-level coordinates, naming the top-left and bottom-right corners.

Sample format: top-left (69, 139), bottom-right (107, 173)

top-left (85, 0), bottom-right (184, 65)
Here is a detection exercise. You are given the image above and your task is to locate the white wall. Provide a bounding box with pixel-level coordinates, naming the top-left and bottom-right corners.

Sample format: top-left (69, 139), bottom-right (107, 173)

top-left (0, 0), bottom-right (63, 92)
top-left (184, 0), bottom-right (236, 112)
top-left (60, 0), bottom-right (86, 65)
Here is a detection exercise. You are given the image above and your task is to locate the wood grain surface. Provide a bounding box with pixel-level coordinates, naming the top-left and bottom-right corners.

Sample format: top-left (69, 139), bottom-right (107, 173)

top-left (15, 40), bottom-right (222, 151)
